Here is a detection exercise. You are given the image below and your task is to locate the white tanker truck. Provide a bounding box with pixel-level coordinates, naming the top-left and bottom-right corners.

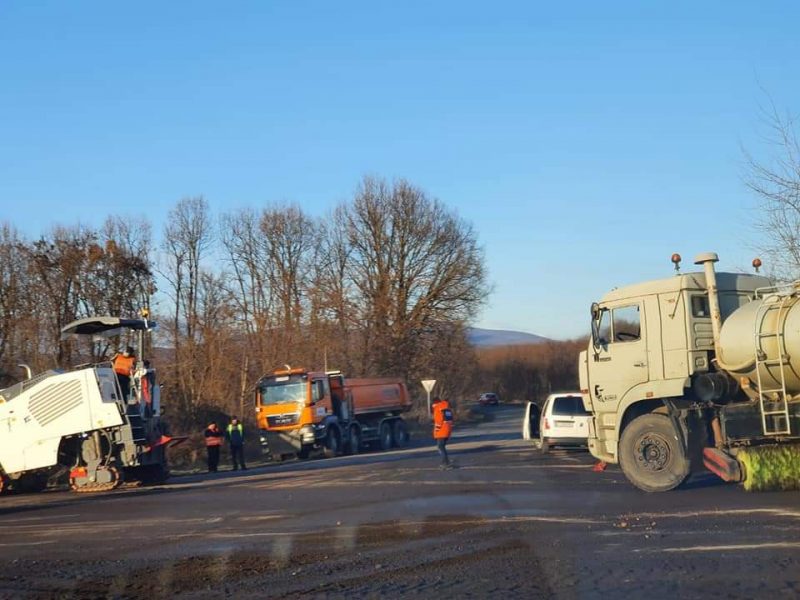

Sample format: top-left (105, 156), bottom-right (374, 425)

top-left (0, 316), bottom-right (177, 493)
top-left (581, 252), bottom-right (800, 492)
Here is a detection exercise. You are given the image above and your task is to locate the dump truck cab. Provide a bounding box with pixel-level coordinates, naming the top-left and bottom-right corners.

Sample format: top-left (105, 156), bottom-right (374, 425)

top-left (255, 367), bottom-right (349, 458)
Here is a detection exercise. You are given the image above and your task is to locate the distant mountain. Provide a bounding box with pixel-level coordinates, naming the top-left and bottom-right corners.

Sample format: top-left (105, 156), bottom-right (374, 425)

top-left (467, 327), bottom-right (549, 347)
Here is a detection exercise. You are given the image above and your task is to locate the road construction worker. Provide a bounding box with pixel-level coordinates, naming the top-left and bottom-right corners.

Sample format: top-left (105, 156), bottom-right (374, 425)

top-left (204, 423), bottom-right (224, 472)
top-left (112, 346), bottom-right (136, 400)
top-left (226, 416), bottom-right (247, 471)
top-left (432, 397), bottom-right (455, 469)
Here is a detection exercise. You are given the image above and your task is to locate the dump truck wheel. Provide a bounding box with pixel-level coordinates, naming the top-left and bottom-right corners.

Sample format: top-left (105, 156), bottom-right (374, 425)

top-left (324, 426), bottom-right (341, 458)
top-left (619, 413), bottom-right (690, 492)
top-left (346, 426), bottom-right (361, 455)
top-left (392, 420), bottom-right (409, 448)
top-left (379, 422), bottom-right (393, 451)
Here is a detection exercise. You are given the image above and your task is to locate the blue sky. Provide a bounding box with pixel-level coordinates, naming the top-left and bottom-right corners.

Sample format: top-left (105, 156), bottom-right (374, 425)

top-left (1, 1), bottom-right (798, 339)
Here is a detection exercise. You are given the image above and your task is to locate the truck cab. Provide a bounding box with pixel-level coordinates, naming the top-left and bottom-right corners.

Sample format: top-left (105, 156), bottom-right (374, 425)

top-left (255, 368), bottom-right (348, 459)
top-left (581, 266), bottom-right (771, 490)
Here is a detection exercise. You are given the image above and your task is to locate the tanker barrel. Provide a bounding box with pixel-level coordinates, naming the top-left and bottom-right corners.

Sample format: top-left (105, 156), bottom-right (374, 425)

top-left (719, 291), bottom-right (800, 395)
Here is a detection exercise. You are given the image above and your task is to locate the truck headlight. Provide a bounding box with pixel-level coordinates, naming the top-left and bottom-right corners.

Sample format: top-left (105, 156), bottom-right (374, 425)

top-left (300, 425), bottom-right (315, 442)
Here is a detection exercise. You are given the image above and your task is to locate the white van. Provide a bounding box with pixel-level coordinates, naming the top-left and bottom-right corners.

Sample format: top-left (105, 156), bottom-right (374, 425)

top-left (522, 393), bottom-right (591, 453)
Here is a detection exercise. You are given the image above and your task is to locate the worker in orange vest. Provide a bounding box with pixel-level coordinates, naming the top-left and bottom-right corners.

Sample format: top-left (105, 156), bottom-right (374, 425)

top-left (432, 397), bottom-right (456, 469)
top-left (112, 346), bottom-right (136, 400)
top-left (204, 423), bottom-right (224, 473)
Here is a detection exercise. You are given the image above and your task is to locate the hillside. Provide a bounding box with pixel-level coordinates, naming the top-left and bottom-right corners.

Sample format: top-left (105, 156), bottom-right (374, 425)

top-left (467, 327), bottom-right (549, 347)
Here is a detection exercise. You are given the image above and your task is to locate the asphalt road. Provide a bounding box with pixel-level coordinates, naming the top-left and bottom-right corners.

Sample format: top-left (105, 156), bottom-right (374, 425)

top-left (1, 405), bottom-right (799, 599)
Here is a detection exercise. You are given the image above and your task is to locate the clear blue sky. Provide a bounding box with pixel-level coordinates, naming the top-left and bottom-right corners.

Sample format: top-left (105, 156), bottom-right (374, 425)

top-left (1, 1), bottom-right (798, 339)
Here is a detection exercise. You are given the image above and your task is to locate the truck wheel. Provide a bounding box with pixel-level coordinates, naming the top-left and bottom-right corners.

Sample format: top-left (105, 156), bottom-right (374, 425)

top-left (618, 413), bottom-right (690, 492)
top-left (346, 426), bottom-right (361, 455)
top-left (297, 446), bottom-right (311, 460)
top-left (392, 420), bottom-right (409, 448)
top-left (324, 427), bottom-right (342, 458)
top-left (379, 422), bottom-right (393, 451)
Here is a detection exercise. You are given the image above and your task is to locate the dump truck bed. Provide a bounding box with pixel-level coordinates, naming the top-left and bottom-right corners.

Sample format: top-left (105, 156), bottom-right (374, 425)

top-left (348, 378), bottom-right (412, 415)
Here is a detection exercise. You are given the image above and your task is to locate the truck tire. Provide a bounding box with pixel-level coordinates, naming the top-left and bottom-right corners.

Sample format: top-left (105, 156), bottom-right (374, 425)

top-left (297, 446), bottom-right (311, 460)
top-left (345, 426), bottom-right (361, 455)
top-left (324, 426), bottom-right (342, 458)
top-left (618, 413), bottom-right (690, 492)
top-left (379, 421), bottom-right (393, 451)
top-left (392, 420), bottom-right (409, 448)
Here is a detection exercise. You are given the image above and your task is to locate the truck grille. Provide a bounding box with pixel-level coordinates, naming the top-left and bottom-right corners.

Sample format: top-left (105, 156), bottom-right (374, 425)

top-left (267, 413), bottom-right (300, 427)
top-left (29, 379), bottom-right (84, 426)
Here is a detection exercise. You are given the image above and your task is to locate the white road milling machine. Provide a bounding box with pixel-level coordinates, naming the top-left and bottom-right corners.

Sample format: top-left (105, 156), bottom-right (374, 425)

top-left (0, 316), bottom-right (178, 493)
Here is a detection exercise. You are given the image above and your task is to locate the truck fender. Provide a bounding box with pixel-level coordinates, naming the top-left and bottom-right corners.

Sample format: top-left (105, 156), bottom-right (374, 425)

top-left (319, 415), bottom-right (341, 432)
top-left (613, 377), bottom-right (690, 441)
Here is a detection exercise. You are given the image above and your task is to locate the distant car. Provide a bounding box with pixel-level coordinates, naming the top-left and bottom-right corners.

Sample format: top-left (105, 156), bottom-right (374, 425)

top-left (522, 393), bottom-right (591, 453)
top-left (478, 392), bottom-right (499, 406)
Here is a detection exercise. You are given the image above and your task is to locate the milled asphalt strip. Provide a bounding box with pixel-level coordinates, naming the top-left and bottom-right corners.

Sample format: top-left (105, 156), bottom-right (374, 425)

top-left (636, 542), bottom-right (800, 553)
top-left (170, 515), bottom-right (605, 540)
top-left (623, 508), bottom-right (800, 520)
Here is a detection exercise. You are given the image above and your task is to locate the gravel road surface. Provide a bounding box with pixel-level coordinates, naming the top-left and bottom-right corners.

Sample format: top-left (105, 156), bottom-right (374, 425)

top-left (1, 405), bottom-right (798, 599)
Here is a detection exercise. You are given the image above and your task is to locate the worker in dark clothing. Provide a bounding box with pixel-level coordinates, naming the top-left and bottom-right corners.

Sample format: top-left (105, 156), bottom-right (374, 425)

top-left (204, 423), bottom-right (224, 473)
top-left (227, 416), bottom-right (247, 471)
top-left (432, 397), bottom-right (456, 469)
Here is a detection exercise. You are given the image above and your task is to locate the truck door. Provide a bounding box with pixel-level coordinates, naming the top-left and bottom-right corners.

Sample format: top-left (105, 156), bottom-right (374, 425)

top-left (589, 302), bottom-right (649, 409)
top-left (311, 378), bottom-right (332, 421)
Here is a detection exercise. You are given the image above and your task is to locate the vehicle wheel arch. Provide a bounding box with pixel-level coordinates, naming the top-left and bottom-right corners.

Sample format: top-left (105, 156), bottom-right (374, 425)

top-left (620, 399), bottom-right (669, 435)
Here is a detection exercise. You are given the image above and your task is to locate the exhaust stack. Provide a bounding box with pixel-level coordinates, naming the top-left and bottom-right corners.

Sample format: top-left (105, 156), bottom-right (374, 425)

top-left (694, 252), bottom-right (754, 372)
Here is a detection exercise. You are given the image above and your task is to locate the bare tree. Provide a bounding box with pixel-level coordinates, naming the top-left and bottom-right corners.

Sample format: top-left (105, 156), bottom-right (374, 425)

top-left (745, 100), bottom-right (800, 279)
top-left (220, 208), bottom-right (274, 343)
top-left (309, 205), bottom-right (359, 372)
top-left (259, 204), bottom-right (315, 356)
top-left (160, 197), bottom-right (214, 421)
top-left (23, 225), bottom-right (99, 366)
top-left (342, 176), bottom-right (489, 379)
top-left (0, 224), bottom-right (28, 383)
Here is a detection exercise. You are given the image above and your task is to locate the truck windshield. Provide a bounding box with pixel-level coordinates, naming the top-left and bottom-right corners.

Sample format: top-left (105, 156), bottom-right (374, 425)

top-left (259, 376), bottom-right (308, 405)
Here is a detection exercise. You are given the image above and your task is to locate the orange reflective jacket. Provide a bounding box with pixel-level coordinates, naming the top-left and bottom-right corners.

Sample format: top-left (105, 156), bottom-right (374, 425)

top-left (113, 354), bottom-right (135, 376)
top-left (205, 427), bottom-right (224, 447)
top-left (433, 400), bottom-right (454, 439)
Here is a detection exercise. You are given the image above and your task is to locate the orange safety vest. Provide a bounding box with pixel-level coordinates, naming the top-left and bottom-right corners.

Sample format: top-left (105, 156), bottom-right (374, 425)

top-left (113, 354), bottom-right (135, 376)
top-left (433, 400), bottom-right (454, 439)
top-left (205, 427), bottom-right (223, 447)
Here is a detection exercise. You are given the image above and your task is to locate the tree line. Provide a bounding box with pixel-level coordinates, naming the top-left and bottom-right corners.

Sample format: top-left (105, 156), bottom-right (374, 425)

top-left (0, 176), bottom-right (589, 432)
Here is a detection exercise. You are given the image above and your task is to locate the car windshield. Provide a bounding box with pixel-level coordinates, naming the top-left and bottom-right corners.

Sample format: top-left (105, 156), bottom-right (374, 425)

top-left (259, 376), bottom-right (307, 406)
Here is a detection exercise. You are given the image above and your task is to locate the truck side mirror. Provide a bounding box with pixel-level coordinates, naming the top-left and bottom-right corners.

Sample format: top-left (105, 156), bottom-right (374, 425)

top-left (590, 302), bottom-right (601, 352)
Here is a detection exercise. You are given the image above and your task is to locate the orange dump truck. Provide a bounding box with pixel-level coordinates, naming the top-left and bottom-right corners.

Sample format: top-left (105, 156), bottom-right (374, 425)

top-left (255, 367), bottom-right (412, 460)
